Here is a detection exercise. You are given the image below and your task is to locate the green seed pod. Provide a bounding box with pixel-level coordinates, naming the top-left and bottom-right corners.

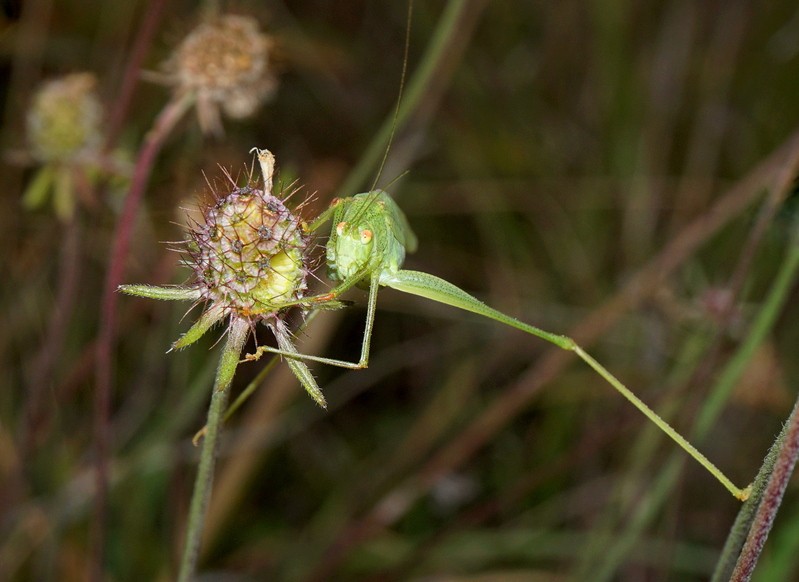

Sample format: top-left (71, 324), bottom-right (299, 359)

top-left (188, 184), bottom-right (308, 321)
top-left (26, 73), bottom-right (102, 164)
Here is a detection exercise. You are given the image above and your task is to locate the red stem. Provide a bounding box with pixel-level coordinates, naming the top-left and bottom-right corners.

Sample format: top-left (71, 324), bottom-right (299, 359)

top-left (91, 91), bottom-right (192, 581)
top-left (26, 214), bottom-right (81, 437)
top-left (104, 0), bottom-right (169, 151)
top-left (731, 398), bottom-right (799, 581)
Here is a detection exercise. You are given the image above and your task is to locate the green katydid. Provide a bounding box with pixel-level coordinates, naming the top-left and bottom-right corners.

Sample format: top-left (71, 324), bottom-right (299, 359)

top-left (244, 156), bottom-right (750, 501)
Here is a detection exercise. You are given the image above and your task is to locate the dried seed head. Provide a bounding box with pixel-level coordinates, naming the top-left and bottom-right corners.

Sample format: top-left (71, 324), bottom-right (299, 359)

top-left (168, 15), bottom-right (277, 134)
top-left (26, 73), bottom-right (102, 164)
top-left (189, 183), bottom-right (308, 321)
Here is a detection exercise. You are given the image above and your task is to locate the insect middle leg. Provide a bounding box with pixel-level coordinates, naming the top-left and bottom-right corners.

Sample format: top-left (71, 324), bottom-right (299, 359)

top-left (246, 270), bottom-right (381, 370)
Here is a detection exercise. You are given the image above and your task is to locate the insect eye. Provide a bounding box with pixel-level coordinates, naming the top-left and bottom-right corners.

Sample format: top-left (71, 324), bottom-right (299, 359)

top-left (336, 221), bottom-right (347, 236)
top-left (359, 229), bottom-right (373, 244)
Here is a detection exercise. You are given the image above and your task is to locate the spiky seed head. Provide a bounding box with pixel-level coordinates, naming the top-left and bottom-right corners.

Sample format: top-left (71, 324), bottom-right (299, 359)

top-left (168, 15), bottom-right (277, 134)
top-left (189, 183), bottom-right (308, 321)
top-left (26, 73), bottom-right (102, 164)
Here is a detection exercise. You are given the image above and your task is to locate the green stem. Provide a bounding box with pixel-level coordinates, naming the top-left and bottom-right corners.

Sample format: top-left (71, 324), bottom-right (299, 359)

top-left (177, 317), bottom-right (249, 582)
top-left (191, 356), bottom-right (281, 444)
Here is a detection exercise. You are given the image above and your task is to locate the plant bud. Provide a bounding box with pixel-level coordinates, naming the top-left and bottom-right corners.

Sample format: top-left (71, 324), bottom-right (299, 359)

top-left (26, 73), bottom-right (102, 164)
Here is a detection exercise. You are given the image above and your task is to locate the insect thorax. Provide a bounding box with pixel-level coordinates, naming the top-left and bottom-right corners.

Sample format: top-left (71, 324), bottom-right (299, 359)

top-left (325, 191), bottom-right (407, 286)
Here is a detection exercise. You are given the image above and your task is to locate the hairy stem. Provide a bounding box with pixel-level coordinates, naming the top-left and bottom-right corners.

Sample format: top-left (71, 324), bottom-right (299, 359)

top-left (729, 396), bottom-right (799, 581)
top-left (711, 230), bottom-right (799, 581)
top-left (178, 317), bottom-right (249, 581)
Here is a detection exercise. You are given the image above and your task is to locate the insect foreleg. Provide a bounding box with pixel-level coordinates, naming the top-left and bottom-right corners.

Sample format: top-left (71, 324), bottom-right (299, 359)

top-left (303, 197), bottom-right (345, 234)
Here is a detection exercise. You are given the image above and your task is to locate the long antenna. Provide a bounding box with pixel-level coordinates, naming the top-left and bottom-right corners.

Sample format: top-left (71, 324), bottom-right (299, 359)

top-left (345, 1), bottom-right (415, 228)
top-left (369, 0), bottom-right (414, 193)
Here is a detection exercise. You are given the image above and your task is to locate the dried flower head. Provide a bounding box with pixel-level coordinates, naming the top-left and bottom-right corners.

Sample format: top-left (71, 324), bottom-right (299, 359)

top-left (167, 15), bottom-right (277, 135)
top-left (26, 73), bottom-right (102, 164)
top-left (120, 148), bottom-right (329, 407)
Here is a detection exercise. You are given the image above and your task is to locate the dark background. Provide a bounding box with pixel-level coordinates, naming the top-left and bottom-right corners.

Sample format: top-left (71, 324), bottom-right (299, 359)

top-left (2, 1), bottom-right (799, 580)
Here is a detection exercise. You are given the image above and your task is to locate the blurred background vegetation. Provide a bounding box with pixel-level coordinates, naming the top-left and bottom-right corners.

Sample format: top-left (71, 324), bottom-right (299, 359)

top-left (3, 0), bottom-right (799, 580)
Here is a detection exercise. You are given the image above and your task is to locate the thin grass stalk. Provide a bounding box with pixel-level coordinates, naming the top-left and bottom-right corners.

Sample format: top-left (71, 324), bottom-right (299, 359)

top-left (177, 317), bottom-right (249, 582)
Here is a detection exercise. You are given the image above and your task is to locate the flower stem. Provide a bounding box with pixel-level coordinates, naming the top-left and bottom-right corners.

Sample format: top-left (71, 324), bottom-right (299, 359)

top-left (93, 90), bottom-right (194, 577)
top-left (178, 317), bottom-right (249, 582)
top-left (25, 215), bottom-right (81, 435)
top-left (710, 396), bottom-right (799, 581)
top-left (103, 0), bottom-right (168, 151)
